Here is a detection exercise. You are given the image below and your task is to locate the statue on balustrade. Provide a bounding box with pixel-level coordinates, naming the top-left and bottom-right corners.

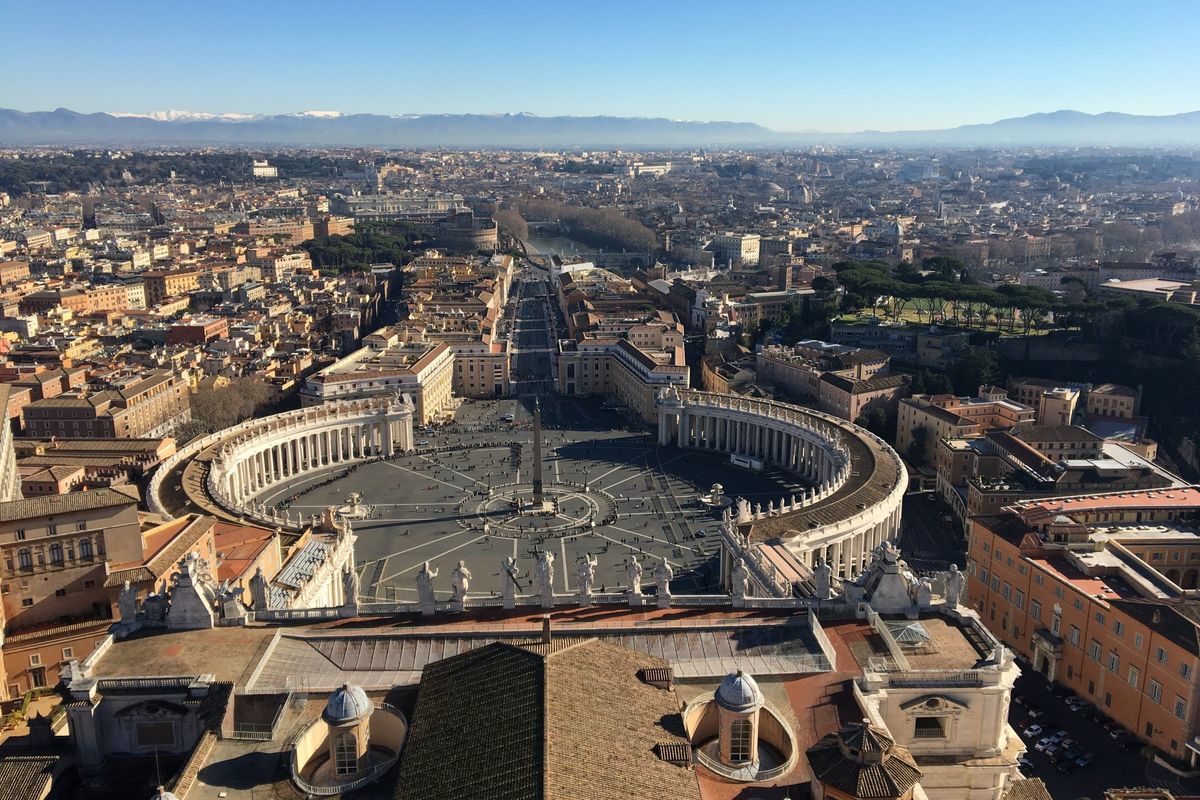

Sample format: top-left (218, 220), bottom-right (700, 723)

top-left (500, 556), bottom-right (521, 605)
top-left (451, 560), bottom-right (472, 602)
top-left (575, 553), bottom-right (597, 598)
top-left (416, 561), bottom-right (438, 608)
top-left (731, 557), bottom-right (750, 599)
top-left (626, 556), bottom-right (643, 595)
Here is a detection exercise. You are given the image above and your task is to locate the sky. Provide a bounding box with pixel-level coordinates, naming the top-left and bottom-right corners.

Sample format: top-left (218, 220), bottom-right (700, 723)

top-left (4, 0), bottom-right (1199, 132)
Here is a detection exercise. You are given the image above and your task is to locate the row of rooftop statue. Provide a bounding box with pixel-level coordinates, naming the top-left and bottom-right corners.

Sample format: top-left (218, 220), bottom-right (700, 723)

top-left (115, 537), bottom-right (967, 632)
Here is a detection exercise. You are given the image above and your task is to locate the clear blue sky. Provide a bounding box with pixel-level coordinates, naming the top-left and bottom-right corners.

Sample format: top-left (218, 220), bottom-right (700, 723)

top-left (4, 0), bottom-right (1197, 132)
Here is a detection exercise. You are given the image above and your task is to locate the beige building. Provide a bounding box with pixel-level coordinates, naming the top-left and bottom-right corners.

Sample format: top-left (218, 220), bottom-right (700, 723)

top-left (300, 340), bottom-right (454, 424)
top-left (897, 390), bottom-right (1036, 465)
top-left (558, 338), bottom-right (689, 422)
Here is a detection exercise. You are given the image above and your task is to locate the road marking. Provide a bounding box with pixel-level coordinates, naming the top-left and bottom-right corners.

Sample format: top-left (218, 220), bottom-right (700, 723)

top-left (382, 460), bottom-right (469, 493)
top-left (418, 454), bottom-right (488, 488)
top-left (378, 533), bottom-right (488, 583)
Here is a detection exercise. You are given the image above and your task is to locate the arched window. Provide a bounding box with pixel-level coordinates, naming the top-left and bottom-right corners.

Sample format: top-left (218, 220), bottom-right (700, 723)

top-left (17, 549), bottom-right (32, 570)
top-left (333, 731), bottom-right (358, 775)
top-left (79, 539), bottom-right (93, 560)
top-left (49, 543), bottom-right (63, 565)
top-left (730, 719), bottom-right (752, 763)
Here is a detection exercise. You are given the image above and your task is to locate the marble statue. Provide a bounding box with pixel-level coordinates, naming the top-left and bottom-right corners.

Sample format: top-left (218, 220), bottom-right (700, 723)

top-left (118, 580), bottom-right (138, 622)
top-left (626, 556), bottom-right (643, 595)
top-left (249, 566), bottom-right (270, 611)
top-left (500, 556), bottom-right (522, 606)
top-left (946, 563), bottom-right (965, 607)
top-left (813, 559), bottom-right (833, 600)
top-left (451, 560), bottom-right (472, 602)
top-left (575, 553), bottom-right (597, 598)
top-left (342, 565), bottom-right (360, 606)
top-left (654, 557), bottom-right (673, 606)
top-left (536, 551), bottom-right (556, 607)
top-left (731, 557), bottom-right (750, 599)
top-left (416, 561), bottom-right (438, 608)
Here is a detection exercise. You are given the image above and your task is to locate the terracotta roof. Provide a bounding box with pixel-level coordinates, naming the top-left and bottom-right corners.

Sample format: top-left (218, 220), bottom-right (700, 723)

top-left (394, 638), bottom-right (701, 800)
top-left (0, 485), bottom-right (139, 522)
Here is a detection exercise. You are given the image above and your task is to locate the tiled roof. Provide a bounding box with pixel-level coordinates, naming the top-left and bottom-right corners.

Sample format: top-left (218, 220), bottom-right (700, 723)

top-left (1002, 777), bottom-right (1053, 800)
top-left (0, 485), bottom-right (139, 523)
top-left (0, 753), bottom-right (59, 800)
top-left (806, 721), bottom-right (921, 799)
top-left (393, 638), bottom-right (701, 800)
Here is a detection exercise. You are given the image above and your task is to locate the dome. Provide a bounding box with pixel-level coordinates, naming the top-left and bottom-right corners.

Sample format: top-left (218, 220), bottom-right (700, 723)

top-left (323, 683), bottom-right (372, 725)
top-left (715, 669), bottom-right (763, 713)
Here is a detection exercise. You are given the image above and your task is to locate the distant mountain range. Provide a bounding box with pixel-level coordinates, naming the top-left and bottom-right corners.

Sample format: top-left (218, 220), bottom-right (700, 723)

top-left (3, 107), bottom-right (1200, 148)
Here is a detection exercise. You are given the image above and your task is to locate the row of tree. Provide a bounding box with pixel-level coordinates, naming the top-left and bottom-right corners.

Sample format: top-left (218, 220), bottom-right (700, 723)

top-left (173, 378), bottom-right (274, 444)
top-left (515, 198), bottom-right (657, 253)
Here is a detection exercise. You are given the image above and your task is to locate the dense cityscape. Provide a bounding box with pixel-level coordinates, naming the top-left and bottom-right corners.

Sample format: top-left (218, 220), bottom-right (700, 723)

top-left (4, 3), bottom-right (1200, 800)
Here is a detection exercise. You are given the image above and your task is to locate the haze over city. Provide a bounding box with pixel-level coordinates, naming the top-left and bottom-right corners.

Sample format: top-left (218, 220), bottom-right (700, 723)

top-left (4, 4), bottom-right (1200, 800)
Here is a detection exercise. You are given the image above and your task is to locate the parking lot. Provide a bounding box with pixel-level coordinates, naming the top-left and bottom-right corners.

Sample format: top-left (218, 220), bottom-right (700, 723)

top-left (1010, 661), bottom-right (1200, 798)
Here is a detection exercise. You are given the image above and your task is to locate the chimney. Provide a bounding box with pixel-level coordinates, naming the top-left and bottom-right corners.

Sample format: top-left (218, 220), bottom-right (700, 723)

top-left (541, 613), bottom-right (551, 645)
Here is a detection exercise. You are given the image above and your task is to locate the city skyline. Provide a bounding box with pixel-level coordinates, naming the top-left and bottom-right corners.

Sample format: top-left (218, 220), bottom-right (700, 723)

top-left (6, 0), bottom-right (1200, 132)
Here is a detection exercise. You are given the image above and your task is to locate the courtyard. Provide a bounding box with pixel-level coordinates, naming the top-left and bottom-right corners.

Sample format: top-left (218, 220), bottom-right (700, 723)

top-left (257, 396), bottom-right (809, 602)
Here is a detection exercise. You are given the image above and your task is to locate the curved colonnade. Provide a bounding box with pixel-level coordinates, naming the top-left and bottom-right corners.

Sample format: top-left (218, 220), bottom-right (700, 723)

top-left (148, 394), bottom-right (415, 527)
top-left (657, 389), bottom-right (907, 586)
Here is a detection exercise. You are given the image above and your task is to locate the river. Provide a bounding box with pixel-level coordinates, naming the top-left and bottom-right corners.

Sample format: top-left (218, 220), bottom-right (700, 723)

top-left (524, 232), bottom-right (593, 260)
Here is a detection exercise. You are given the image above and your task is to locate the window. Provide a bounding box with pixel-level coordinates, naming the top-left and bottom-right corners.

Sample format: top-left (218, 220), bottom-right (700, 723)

top-left (1051, 614), bottom-right (1062, 636)
top-left (729, 718), bottom-right (754, 761)
top-left (79, 539), bottom-right (93, 560)
top-left (14, 529), bottom-right (25, 541)
top-left (54, 588), bottom-right (65, 597)
top-left (1095, 611), bottom-right (1106, 624)
top-left (1015, 590), bottom-right (1025, 610)
top-left (76, 521), bottom-right (86, 532)
top-left (1176, 697), bottom-right (1187, 720)
top-left (1108, 651), bottom-right (1120, 673)
top-left (1105, 692), bottom-right (1113, 707)
top-left (28, 654), bottom-right (40, 666)
top-left (49, 543), bottom-right (62, 565)
top-left (1114, 620), bottom-right (1125, 636)
top-left (1156, 648), bottom-right (1168, 665)
top-left (1069, 626), bottom-right (1080, 646)
top-left (913, 717), bottom-right (946, 739)
top-left (1181, 663), bottom-right (1192, 679)
top-left (20, 598), bottom-right (32, 607)
top-left (61, 647), bottom-right (73, 659)
top-left (1146, 722), bottom-right (1154, 737)
top-left (1089, 641), bottom-right (1102, 661)
top-left (1002, 582), bottom-right (1011, 600)
top-left (136, 722), bottom-right (175, 748)
top-left (1149, 680), bottom-right (1162, 703)
top-left (1073, 598), bottom-right (1083, 610)
top-left (83, 580), bottom-right (94, 589)
top-left (991, 576), bottom-right (1000, 591)
top-left (1034, 573), bottom-right (1044, 586)
top-left (1128, 666), bottom-right (1140, 688)
top-left (1134, 633), bottom-right (1144, 650)
top-left (1030, 600), bottom-right (1042, 621)
top-left (17, 549), bottom-right (31, 570)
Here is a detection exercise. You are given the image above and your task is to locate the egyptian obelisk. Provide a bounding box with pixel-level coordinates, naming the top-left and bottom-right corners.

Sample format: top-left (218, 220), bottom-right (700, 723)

top-left (531, 398), bottom-right (545, 506)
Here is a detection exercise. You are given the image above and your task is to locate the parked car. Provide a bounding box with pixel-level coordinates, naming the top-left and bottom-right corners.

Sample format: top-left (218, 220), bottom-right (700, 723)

top-left (1025, 706), bottom-right (1045, 719)
top-left (1057, 760), bottom-right (1079, 774)
top-left (1014, 694), bottom-right (1030, 707)
top-left (1035, 736), bottom-right (1058, 752)
top-left (1021, 724), bottom-right (1043, 739)
top-left (1017, 754), bottom-right (1035, 770)
top-left (416, 439), bottom-right (430, 446)
top-left (1074, 752), bottom-right (1096, 767)
top-left (1043, 745), bottom-right (1062, 759)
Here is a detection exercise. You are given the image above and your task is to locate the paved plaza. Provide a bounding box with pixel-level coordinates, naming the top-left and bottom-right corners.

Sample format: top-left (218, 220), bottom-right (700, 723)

top-left (257, 396), bottom-right (808, 602)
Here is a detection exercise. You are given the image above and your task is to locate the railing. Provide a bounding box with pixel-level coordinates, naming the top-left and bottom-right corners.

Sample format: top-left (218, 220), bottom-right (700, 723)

top-left (229, 691), bottom-right (291, 742)
top-left (97, 675), bottom-right (194, 690)
top-left (864, 669), bottom-right (990, 689)
top-left (808, 611), bottom-right (838, 671)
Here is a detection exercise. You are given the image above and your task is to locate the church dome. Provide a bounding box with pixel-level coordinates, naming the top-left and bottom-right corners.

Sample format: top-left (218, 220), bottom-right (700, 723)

top-left (323, 683), bottom-right (372, 725)
top-left (715, 669), bottom-right (763, 713)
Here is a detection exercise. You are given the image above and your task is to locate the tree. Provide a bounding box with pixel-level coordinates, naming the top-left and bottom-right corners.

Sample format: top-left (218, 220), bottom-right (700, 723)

top-left (856, 406), bottom-right (892, 440)
top-left (174, 378), bottom-right (273, 443)
top-left (908, 425), bottom-right (931, 464)
top-left (950, 347), bottom-right (1000, 396)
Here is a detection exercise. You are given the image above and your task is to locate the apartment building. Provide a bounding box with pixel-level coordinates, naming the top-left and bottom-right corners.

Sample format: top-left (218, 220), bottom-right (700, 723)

top-left (141, 268), bottom-right (202, 305)
top-left (709, 233), bottom-right (761, 266)
top-left (966, 489), bottom-right (1200, 765)
top-left (897, 389), bottom-right (1036, 464)
top-left (23, 370), bottom-right (191, 439)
